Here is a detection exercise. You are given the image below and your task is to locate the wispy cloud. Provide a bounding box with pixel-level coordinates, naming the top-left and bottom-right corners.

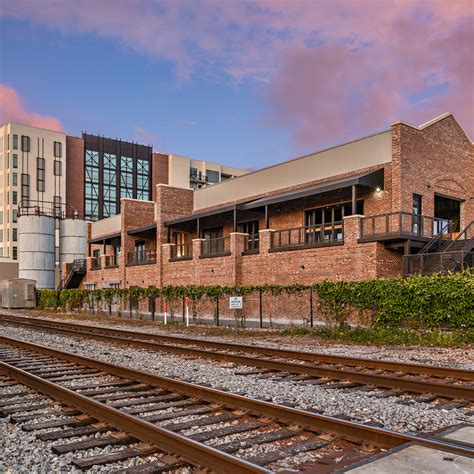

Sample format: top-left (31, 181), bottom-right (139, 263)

top-left (2, 0), bottom-right (472, 145)
top-left (132, 126), bottom-right (157, 145)
top-left (0, 84), bottom-right (64, 131)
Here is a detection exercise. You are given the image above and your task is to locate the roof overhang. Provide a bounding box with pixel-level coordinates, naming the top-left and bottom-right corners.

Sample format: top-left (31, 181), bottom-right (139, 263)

top-left (241, 169), bottom-right (384, 210)
top-left (165, 204), bottom-right (242, 227)
top-left (127, 223), bottom-right (157, 236)
top-left (88, 232), bottom-right (121, 244)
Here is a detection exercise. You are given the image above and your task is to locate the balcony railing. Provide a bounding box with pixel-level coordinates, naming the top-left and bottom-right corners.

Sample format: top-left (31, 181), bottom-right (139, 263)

top-left (190, 171), bottom-right (208, 182)
top-left (127, 249), bottom-right (157, 266)
top-left (404, 250), bottom-right (473, 276)
top-left (105, 254), bottom-right (119, 268)
top-left (201, 236), bottom-right (231, 258)
top-left (170, 242), bottom-right (193, 261)
top-left (360, 212), bottom-right (443, 240)
top-left (243, 233), bottom-right (259, 254)
top-left (90, 257), bottom-right (101, 270)
top-left (271, 223), bottom-right (343, 251)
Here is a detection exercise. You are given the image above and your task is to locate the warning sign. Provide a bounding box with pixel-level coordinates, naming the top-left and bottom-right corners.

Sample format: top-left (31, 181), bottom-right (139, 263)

top-left (229, 296), bottom-right (243, 309)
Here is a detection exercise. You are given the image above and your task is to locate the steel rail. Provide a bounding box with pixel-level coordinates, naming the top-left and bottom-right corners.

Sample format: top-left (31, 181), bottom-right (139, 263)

top-left (1, 313), bottom-right (471, 380)
top-left (0, 360), bottom-right (270, 474)
top-left (1, 335), bottom-right (473, 458)
top-left (1, 316), bottom-right (473, 400)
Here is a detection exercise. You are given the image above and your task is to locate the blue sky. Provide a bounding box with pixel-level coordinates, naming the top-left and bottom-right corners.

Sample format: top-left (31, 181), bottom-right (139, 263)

top-left (1, 1), bottom-right (472, 170)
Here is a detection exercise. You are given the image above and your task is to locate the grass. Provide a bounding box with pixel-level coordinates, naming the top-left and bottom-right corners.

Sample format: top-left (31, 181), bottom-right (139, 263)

top-left (280, 326), bottom-right (474, 347)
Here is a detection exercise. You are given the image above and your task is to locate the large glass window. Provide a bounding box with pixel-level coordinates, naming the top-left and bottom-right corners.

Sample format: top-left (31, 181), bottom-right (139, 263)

top-left (137, 159), bottom-right (149, 200)
top-left (21, 173), bottom-right (30, 202)
top-left (206, 169), bottom-right (220, 184)
top-left (54, 141), bottom-right (62, 157)
top-left (85, 150), bottom-right (100, 220)
top-left (120, 156), bottom-right (134, 199)
top-left (21, 135), bottom-right (30, 152)
top-left (12, 154), bottom-right (18, 169)
top-left (12, 135), bottom-right (18, 150)
top-left (103, 153), bottom-right (117, 217)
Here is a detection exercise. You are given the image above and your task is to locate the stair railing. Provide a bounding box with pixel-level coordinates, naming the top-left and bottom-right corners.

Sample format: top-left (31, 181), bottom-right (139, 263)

top-left (441, 220), bottom-right (474, 253)
top-left (418, 219), bottom-right (454, 255)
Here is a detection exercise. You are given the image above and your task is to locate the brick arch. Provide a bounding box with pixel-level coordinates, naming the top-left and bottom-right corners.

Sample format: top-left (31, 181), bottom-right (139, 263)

top-left (433, 176), bottom-right (468, 196)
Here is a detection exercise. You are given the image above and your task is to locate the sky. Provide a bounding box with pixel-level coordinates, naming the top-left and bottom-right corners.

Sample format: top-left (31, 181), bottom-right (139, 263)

top-left (0, 0), bottom-right (473, 170)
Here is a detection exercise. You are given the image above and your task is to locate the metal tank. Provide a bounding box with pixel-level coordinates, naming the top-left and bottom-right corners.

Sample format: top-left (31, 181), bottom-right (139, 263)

top-left (59, 218), bottom-right (87, 281)
top-left (18, 215), bottom-right (56, 289)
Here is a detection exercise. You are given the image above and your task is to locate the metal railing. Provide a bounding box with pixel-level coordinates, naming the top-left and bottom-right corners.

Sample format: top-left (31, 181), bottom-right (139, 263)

top-left (404, 250), bottom-right (473, 276)
top-left (244, 233), bottom-right (259, 254)
top-left (18, 199), bottom-right (83, 220)
top-left (418, 219), bottom-right (454, 255)
top-left (105, 255), bottom-right (119, 268)
top-left (90, 257), bottom-right (101, 270)
top-left (170, 242), bottom-right (193, 260)
top-left (190, 171), bottom-right (208, 182)
top-left (271, 223), bottom-right (344, 250)
top-left (60, 259), bottom-right (86, 289)
top-left (201, 237), bottom-right (231, 257)
top-left (126, 249), bottom-right (157, 266)
top-left (360, 212), bottom-right (437, 239)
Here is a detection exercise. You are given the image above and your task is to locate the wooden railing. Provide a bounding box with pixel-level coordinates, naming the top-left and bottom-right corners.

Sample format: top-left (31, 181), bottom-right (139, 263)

top-left (271, 223), bottom-right (343, 250)
top-left (201, 237), bottom-right (231, 257)
top-left (126, 249), bottom-right (156, 266)
top-left (170, 242), bottom-right (193, 260)
top-left (360, 212), bottom-right (441, 239)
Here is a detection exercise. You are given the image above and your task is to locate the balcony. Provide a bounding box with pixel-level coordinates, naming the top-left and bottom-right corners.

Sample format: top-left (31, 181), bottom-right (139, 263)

top-left (360, 212), bottom-right (442, 241)
top-left (127, 249), bottom-right (156, 266)
top-left (271, 223), bottom-right (343, 251)
top-left (243, 233), bottom-right (259, 255)
top-left (90, 257), bottom-right (101, 270)
top-left (105, 255), bottom-right (119, 268)
top-left (170, 242), bottom-right (193, 261)
top-left (200, 237), bottom-right (231, 258)
top-left (190, 171), bottom-right (208, 183)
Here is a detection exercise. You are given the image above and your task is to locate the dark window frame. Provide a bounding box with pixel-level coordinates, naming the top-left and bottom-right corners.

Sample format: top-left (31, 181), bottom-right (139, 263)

top-left (37, 157), bottom-right (45, 192)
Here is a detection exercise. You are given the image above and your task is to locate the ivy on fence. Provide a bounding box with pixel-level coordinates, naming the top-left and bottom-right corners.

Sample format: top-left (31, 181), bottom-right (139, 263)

top-left (36, 270), bottom-right (473, 329)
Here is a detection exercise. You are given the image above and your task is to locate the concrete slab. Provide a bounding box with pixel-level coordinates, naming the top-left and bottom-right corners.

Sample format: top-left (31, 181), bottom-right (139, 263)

top-left (440, 426), bottom-right (474, 446)
top-left (345, 444), bottom-right (473, 473)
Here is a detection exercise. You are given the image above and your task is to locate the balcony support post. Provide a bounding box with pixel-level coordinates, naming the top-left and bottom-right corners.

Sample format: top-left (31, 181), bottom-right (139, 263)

top-left (264, 205), bottom-right (269, 229)
top-left (197, 217), bottom-right (200, 238)
top-left (233, 208), bottom-right (237, 233)
top-left (352, 185), bottom-right (357, 214)
top-left (166, 225), bottom-right (171, 244)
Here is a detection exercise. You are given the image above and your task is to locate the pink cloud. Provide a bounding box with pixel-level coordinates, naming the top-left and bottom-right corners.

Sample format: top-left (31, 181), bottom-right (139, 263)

top-left (0, 85), bottom-right (64, 131)
top-left (2, 0), bottom-right (472, 145)
top-left (132, 126), bottom-right (156, 146)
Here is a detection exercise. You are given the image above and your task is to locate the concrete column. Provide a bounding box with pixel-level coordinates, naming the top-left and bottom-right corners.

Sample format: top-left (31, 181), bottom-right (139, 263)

top-left (258, 229), bottom-right (275, 255)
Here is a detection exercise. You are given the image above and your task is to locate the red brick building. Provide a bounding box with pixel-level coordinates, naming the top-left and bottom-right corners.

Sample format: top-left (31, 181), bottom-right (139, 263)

top-left (70, 113), bottom-right (473, 291)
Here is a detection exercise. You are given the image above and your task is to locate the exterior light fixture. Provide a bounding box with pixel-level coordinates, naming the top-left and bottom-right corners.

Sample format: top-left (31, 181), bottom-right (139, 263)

top-left (375, 187), bottom-right (381, 192)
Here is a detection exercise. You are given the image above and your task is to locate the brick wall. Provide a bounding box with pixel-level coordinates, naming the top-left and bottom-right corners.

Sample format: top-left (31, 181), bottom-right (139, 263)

top-left (65, 136), bottom-right (85, 216)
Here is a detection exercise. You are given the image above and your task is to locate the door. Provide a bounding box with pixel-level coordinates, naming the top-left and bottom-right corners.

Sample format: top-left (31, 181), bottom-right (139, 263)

top-left (412, 194), bottom-right (422, 236)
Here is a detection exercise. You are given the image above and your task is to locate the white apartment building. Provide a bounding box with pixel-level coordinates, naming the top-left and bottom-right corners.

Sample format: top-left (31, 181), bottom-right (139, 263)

top-left (0, 123), bottom-right (66, 273)
top-left (167, 154), bottom-right (248, 190)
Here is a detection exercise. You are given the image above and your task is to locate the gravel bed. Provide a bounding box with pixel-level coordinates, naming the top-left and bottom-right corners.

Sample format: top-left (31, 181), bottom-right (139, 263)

top-left (1, 324), bottom-right (472, 472)
top-left (6, 310), bottom-right (473, 369)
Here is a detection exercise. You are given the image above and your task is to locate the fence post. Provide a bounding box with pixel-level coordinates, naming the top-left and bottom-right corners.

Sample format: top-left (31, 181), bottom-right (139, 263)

top-left (309, 287), bottom-right (314, 328)
top-left (259, 289), bottom-right (263, 328)
top-left (182, 296), bottom-right (185, 323)
top-left (216, 297), bottom-right (220, 327)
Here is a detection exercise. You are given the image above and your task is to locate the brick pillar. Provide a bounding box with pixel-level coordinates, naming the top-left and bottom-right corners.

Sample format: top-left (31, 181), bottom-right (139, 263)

top-left (230, 232), bottom-right (246, 285)
top-left (258, 229), bottom-right (274, 255)
top-left (192, 239), bottom-right (205, 285)
top-left (100, 254), bottom-right (107, 270)
top-left (118, 250), bottom-right (126, 287)
top-left (343, 215), bottom-right (363, 245)
top-left (86, 256), bottom-right (93, 272)
top-left (161, 243), bottom-right (175, 262)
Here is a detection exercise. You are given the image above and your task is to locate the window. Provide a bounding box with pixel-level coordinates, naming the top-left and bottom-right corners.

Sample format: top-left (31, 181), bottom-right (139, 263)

top-left (206, 169), bottom-right (220, 184)
top-left (412, 194), bottom-right (423, 236)
top-left (12, 191), bottom-right (17, 205)
top-left (21, 174), bottom-right (30, 201)
top-left (0, 248), bottom-right (3, 257)
top-left (120, 156), bottom-right (134, 200)
top-left (21, 135), bottom-right (30, 152)
top-left (12, 134), bottom-right (18, 150)
top-left (12, 173), bottom-right (17, 187)
top-left (53, 196), bottom-right (62, 216)
top-left (0, 212), bottom-right (2, 224)
top-left (93, 249), bottom-right (100, 259)
top-left (135, 240), bottom-right (146, 253)
top-left (12, 210), bottom-right (17, 223)
top-left (103, 153), bottom-right (117, 217)
top-left (37, 158), bottom-right (45, 192)
top-left (0, 230), bottom-right (2, 242)
top-left (85, 150), bottom-right (100, 220)
top-left (12, 154), bottom-right (18, 169)
top-left (12, 247), bottom-right (17, 260)
top-left (136, 159), bottom-right (149, 200)
top-left (54, 160), bottom-right (62, 176)
top-left (12, 228), bottom-right (17, 242)
top-left (53, 141), bottom-right (62, 157)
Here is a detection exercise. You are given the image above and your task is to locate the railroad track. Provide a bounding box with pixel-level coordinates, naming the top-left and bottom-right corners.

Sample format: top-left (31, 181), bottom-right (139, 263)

top-left (1, 313), bottom-right (473, 404)
top-left (1, 335), bottom-right (473, 473)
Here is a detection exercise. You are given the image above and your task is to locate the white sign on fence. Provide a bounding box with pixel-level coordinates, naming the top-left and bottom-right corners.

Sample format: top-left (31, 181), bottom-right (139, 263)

top-left (229, 296), bottom-right (243, 309)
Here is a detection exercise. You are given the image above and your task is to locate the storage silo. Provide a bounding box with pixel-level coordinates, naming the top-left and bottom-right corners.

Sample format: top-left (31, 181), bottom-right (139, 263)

top-left (18, 215), bottom-right (56, 289)
top-left (59, 218), bottom-right (87, 280)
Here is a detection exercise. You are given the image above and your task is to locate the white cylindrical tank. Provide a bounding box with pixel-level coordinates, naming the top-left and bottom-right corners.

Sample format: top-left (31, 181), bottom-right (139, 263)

top-left (59, 219), bottom-right (87, 280)
top-left (18, 215), bottom-right (56, 289)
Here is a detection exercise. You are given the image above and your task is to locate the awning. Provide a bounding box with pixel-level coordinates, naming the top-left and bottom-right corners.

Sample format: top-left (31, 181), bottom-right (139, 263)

top-left (164, 204), bottom-right (241, 226)
top-left (241, 169), bottom-right (384, 210)
top-left (88, 232), bottom-right (121, 244)
top-left (128, 223), bottom-right (157, 236)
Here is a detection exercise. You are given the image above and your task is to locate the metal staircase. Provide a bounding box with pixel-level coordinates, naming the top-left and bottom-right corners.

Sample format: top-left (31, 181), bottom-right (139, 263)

top-left (403, 221), bottom-right (473, 275)
top-left (58, 259), bottom-right (87, 289)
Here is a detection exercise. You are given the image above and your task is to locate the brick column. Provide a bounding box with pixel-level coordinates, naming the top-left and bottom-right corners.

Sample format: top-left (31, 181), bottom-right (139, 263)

top-left (230, 232), bottom-right (246, 285)
top-left (258, 229), bottom-right (275, 255)
top-left (343, 215), bottom-right (363, 245)
top-left (100, 254), bottom-right (107, 270)
top-left (192, 239), bottom-right (205, 285)
top-left (161, 243), bottom-right (175, 262)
